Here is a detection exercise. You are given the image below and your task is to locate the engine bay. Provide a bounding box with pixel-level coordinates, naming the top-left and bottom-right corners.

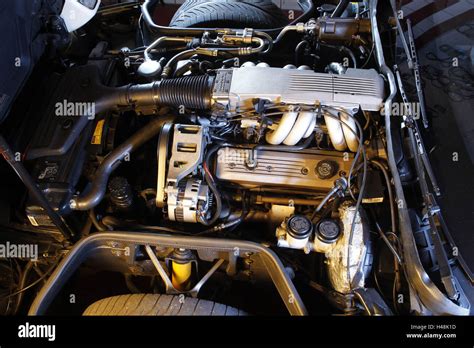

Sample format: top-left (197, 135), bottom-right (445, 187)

top-left (1, 0), bottom-right (471, 318)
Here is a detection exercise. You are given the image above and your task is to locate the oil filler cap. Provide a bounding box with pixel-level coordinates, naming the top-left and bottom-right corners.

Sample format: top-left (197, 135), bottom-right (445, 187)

top-left (287, 215), bottom-right (313, 240)
top-left (316, 160), bottom-right (338, 180)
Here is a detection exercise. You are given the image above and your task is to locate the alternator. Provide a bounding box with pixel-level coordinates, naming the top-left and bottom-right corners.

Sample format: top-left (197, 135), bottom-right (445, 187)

top-left (157, 124), bottom-right (211, 223)
top-left (167, 178), bottom-right (210, 223)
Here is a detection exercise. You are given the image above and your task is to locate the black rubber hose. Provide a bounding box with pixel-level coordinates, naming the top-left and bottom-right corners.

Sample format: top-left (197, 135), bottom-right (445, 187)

top-left (156, 75), bottom-right (215, 109)
top-left (161, 38), bottom-right (267, 78)
top-left (63, 74), bottom-right (214, 211)
top-left (101, 75), bottom-right (215, 110)
top-left (340, 46), bottom-right (358, 68)
top-left (370, 160), bottom-right (396, 234)
top-left (0, 136), bottom-right (75, 241)
top-left (69, 119), bottom-right (165, 211)
top-left (88, 209), bottom-right (109, 232)
top-left (331, 0), bottom-right (351, 18)
top-left (161, 49), bottom-right (199, 79)
top-left (295, 40), bottom-right (309, 67)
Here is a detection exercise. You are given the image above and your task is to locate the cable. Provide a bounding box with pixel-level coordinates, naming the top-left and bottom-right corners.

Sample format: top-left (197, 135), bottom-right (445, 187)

top-left (13, 261), bottom-right (33, 314)
top-left (374, 220), bottom-right (402, 265)
top-left (319, 43), bottom-right (358, 68)
top-left (322, 107), bottom-right (367, 203)
top-left (321, 106), bottom-right (367, 291)
top-left (354, 291), bottom-right (373, 315)
top-left (161, 36), bottom-right (268, 78)
top-left (6, 258), bottom-right (62, 299)
top-left (313, 108), bottom-right (367, 208)
top-left (315, 107), bottom-right (369, 293)
top-left (295, 40), bottom-right (309, 66)
top-left (370, 159), bottom-right (396, 234)
top-left (2, 260), bottom-right (18, 315)
top-left (197, 214), bottom-right (246, 236)
top-left (199, 145), bottom-right (223, 226)
top-left (341, 46), bottom-right (358, 69)
top-left (360, 42), bottom-right (375, 69)
top-left (331, 0), bottom-right (351, 18)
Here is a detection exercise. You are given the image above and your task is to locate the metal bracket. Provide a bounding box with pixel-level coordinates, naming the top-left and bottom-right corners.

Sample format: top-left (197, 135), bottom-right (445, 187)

top-left (390, 0), bottom-right (413, 69)
top-left (145, 245), bottom-right (178, 294)
top-left (166, 124), bottom-right (207, 187)
top-left (29, 233), bottom-right (308, 316)
top-left (394, 67), bottom-right (440, 196)
top-left (145, 245), bottom-right (224, 298)
top-left (189, 259), bottom-right (225, 298)
top-left (406, 19), bottom-right (429, 129)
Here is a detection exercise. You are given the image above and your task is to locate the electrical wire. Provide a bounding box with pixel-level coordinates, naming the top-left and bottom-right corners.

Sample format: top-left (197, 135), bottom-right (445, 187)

top-left (374, 221), bottom-right (402, 265)
top-left (2, 260), bottom-right (20, 315)
top-left (360, 42), bottom-right (375, 69)
top-left (6, 257), bottom-right (62, 299)
top-left (321, 108), bottom-right (366, 204)
top-left (13, 261), bottom-right (34, 314)
top-left (370, 159), bottom-right (396, 234)
top-left (319, 43), bottom-right (358, 68)
top-left (199, 146), bottom-right (223, 226)
top-left (354, 291), bottom-right (373, 315)
top-left (321, 106), bottom-right (368, 292)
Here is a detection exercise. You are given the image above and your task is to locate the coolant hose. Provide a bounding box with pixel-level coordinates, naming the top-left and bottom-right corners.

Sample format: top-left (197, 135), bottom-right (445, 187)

top-left (69, 74), bottom-right (215, 211)
top-left (69, 119), bottom-right (165, 211)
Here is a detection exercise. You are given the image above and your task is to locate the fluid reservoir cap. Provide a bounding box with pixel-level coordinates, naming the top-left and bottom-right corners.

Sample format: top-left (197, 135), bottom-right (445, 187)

top-left (316, 219), bottom-right (341, 243)
top-left (287, 215), bottom-right (313, 240)
top-left (316, 160), bottom-right (339, 180)
top-left (138, 60), bottom-right (162, 77)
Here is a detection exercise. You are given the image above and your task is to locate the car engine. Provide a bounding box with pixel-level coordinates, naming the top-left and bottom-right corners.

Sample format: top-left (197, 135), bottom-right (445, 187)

top-left (1, 0), bottom-right (471, 318)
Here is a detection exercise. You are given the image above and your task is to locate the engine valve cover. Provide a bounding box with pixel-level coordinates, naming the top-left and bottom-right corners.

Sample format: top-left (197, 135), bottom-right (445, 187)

top-left (215, 147), bottom-right (352, 191)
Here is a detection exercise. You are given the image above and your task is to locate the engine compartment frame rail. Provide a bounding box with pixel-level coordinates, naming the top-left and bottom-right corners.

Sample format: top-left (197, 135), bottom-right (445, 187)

top-left (28, 232), bottom-right (308, 316)
top-left (372, 0), bottom-right (469, 315)
top-left (144, 245), bottom-right (225, 298)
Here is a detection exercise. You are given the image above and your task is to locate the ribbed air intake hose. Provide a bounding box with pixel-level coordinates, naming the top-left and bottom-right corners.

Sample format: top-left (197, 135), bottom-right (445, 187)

top-left (70, 75), bottom-right (215, 211)
top-left (122, 74), bottom-right (215, 110)
top-left (155, 74), bottom-right (215, 110)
